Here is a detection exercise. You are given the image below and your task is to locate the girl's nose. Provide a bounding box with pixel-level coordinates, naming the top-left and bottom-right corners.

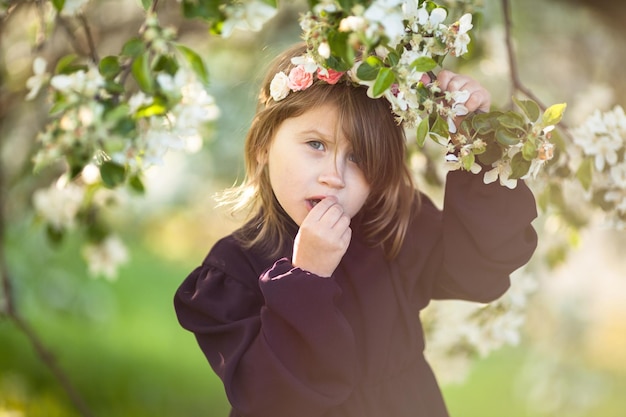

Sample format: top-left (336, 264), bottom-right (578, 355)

top-left (318, 158), bottom-right (345, 189)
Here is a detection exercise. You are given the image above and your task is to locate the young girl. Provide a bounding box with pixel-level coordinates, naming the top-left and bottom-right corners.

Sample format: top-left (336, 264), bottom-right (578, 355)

top-left (174, 43), bottom-right (538, 417)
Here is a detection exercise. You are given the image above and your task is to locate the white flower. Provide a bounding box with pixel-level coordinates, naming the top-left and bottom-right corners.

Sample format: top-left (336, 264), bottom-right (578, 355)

top-left (416, 4), bottom-right (447, 32)
top-left (290, 55), bottom-right (319, 74)
top-left (446, 89), bottom-right (470, 133)
top-left (605, 190), bottom-right (626, 214)
top-left (484, 159), bottom-right (518, 189)
top-left (318, 42), bottom-right (331, 59)
top-left (221, 0), bottom-right (278, 38)
top-left (25, 57), bottom-right (49, 100)
top-left (33, 180), bottom-right (85, 230)
top-left (444, 153), bottom-right (482, 173)
top-left (50, 66), bottom-right (105, 97)
top-left (573, 106), bottom-right (625, 171)
top-left (364, 0), bottom-right (406, 46)
top-left (82, 235), bottom-right (129, 280)
top-left (453, 14), bottom-right (473, 56)
top-left (339, 15), bottom-right (366, 32)
top-left (269, 71), bottom-right (290, 101)
top-left (610, 161), bottom-right (626, 189)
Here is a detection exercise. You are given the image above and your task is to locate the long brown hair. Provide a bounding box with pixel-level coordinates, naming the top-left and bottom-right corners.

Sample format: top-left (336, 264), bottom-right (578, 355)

top-left (219, 43), bottom-right (418, 259)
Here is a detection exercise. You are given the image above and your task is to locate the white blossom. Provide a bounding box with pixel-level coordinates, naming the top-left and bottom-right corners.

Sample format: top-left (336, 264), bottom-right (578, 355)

top-left (610, 161), bottom-right (626, 189)
top-left (484, 158), bottom-right (517, 189)
top-left (50, 66), bottom-right (105, 98)
top-left (25, 57), bottom-right (49, 100)
top-left (453, 14), bottom-right (473, 56)
top-left (270, 71), bottom-right (290, 101)
top-left (221, 0), bottom-right (278, 38)
top-left (339, 15), bottom-right (367, 32)
top-left (32, 180), bottom-right (85, 230)
top-left (417, 5), bottom-right (447, 30)
top-left (82, 235), bottom-right (129, 280)
top-left (364, 0), bottom-right (406, 46)
top-left (573, 106), bottom-right (626, 171)
top-left (446, 89), bottom-right (470, 133)
top-left (444, 153), bottom-right (482, 173)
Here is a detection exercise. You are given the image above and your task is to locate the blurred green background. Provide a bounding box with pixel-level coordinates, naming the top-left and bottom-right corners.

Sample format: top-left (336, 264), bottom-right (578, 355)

top-left (2, 0), bottom-right (626, 416)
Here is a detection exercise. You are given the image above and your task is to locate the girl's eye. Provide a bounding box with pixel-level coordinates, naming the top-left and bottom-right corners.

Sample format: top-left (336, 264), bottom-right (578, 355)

top-left (308, 140), bottom-right (325, 151)
top-left (348, 152), bottom-right (361, 164)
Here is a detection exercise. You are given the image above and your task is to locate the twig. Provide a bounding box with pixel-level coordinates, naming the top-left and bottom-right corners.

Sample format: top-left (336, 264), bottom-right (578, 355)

top-left (78, 12), bottom-right (99, 64)
top-left (501, 0), bottom-right (548, 110)
top-left (501, 0), bottom-right (572, 138)
top-left (0, 7), bottom-right (96, 417)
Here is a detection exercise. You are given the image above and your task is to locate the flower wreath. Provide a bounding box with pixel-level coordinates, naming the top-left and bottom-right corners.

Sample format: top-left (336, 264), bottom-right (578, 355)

top-left (268, 0), bottom-right (566, 189)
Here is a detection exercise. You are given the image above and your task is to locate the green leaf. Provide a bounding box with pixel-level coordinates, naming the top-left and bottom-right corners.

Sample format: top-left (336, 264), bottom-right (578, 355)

top-left (416, 117), bottom-right (429, 147)
top-left (327, 30), bottom-right (354, 71)
top-left (154, 54), bottom-right (179, 76)
top-left (576, 157), bottom-right (593, 191)
top-left (371, 67), bottom-right (395, 98)
top-left (121, 38), bottom-right (145, 58)
top-left (509, 152), bottom-right (531, 179)
top-left (497, 111), bottom-right (526, 131)
top-left (129, 175), bottom-right (145, 194)
top-left (477, 143), bottom-right (503, 166)
top-left (513, 97), bottom-right (540, 121)
top-left (46, 224), bottom-right (65, 245)
top-left (410, 56), bottom-right (437, 73)
top-left (356, 56), bottom-right (383, 81)
top-left (472, 112), bottom-right (498, 135)
top-left (99, 56), bottom-right (121, 80)
top-left (55, 54), bottom-right (87, 74)
top-left (521, 139), bottom-right (537, 161)
top-left (52, 0), bottom-right (65, 12)
top-left (541, 103), bottom-right (567, 126)
top-left (176, 44), bottom-right (209, 86)
top-left (100, 161), bottom-right (126, 188)
top-left (134, 100), bottom-right (168, 118)
top-left (461, 152), bottom-right (476, 171)
top-left (386, 50), bottom-right (400, 67)
top-left (141, 0), bottom-right (153, 10)
top-left (495, 129), bottom-right (521, 146)
top-left (430, 114), bottom-right (449, 139)
top-left (181, 0), bottom-right (223, 21)
top-left (131, 52), bottom-right (154, 93)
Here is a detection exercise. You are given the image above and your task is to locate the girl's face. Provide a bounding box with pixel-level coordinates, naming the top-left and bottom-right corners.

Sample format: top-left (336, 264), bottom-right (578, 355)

top-left (264, 103), bottom-right (371, 226)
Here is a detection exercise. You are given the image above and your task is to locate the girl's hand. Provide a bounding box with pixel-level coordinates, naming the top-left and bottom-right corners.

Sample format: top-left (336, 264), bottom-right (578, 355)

top-left (436, 69), bottom-right (491, 114)
top-left (292, 196), bottom-right (351, 278)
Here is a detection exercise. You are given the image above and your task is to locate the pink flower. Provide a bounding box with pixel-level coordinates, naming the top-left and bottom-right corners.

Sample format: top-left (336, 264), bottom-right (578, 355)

top-left (287, 65), bottom-right (313, 91)
top-left (317, 68), bottom-right (345, 85)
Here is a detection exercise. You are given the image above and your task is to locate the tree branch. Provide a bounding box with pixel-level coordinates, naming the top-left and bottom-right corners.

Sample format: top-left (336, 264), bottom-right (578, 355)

top-left (0, 7), bottom-right (96, 417)
top-left (501, 0), bottom-right (548, 110)
top-left (78, 12), bottom-right (99, 64)
top-left (501, 0), bottom-right (572, 138)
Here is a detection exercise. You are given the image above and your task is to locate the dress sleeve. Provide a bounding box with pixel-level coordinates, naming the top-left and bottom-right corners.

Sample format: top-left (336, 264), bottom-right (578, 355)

top-left (174, 247), bottom-right (356, 417)
top-left (429, 169), bottom-right (538, 302)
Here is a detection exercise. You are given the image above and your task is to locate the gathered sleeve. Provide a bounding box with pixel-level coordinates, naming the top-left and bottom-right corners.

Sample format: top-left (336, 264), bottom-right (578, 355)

top-left (408, 169), bottom-right (538, 305)
top-left (174, 241), bottom-right (357, 417)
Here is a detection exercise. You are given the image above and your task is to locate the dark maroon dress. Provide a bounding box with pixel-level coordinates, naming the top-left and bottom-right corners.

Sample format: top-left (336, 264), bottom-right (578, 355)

top-left (174, 170), bottom-right (538, 417)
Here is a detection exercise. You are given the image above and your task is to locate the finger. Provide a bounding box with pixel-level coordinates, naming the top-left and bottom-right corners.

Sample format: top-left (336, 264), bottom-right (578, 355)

top-left (305, 196), bottom-right (339, 222)
top-left (464, 89), bottom-right (491, 113)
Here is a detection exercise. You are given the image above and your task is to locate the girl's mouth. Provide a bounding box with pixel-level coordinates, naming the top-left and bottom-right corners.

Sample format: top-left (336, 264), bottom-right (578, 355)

top-left (307, 198), bottom-right (322, 208)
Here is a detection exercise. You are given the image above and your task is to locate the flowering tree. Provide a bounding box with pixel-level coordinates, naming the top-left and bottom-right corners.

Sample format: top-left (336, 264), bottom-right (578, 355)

top-left (1, 0), bottom-right (625, 415)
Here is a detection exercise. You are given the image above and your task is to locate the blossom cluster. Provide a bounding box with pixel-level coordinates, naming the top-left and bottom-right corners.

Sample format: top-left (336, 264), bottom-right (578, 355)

top-left (571, 105), bottom-right (626, 229)
top-left (26, 12), bottom-right (219, 278)
top-left (289, 0), bottom-right (566, 189)
top-left (300, 0), bottom-right (473, 127)
top-left (424, 269), bottom-right (538, 382)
